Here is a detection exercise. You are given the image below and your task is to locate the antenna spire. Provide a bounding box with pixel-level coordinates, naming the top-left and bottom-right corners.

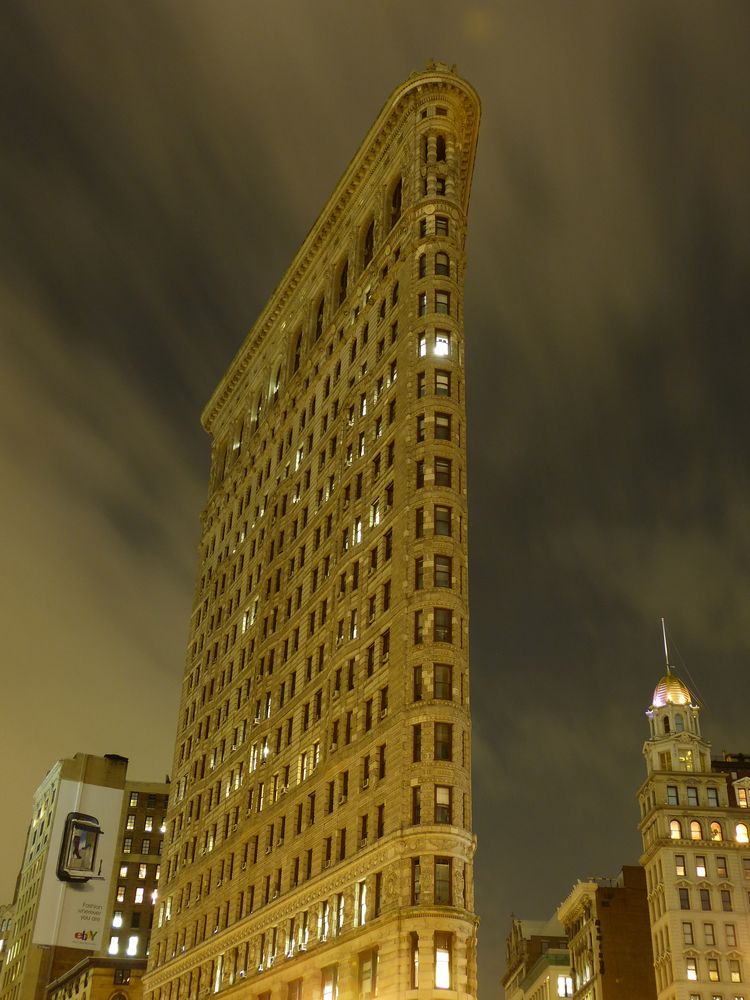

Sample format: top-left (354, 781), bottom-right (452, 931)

top-left (661, 617), bottom-right (671, 674)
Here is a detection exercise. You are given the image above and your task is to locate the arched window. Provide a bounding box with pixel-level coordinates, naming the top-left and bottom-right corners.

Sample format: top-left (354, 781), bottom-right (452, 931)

top-left (338, 260), bottom-right (348, 307)
top-left (670, 819), bottom-right (682, 839)
top-left (435, 252), bottom-right (450, 276)
top-left (363, 220), bottom-right (374, 268)
top-left (293, 332), bottom-right (302, 373)
top-left (710, 821), bottom-right (723, 841)
top-left (675, 713), bottom-right (684, 732)
top-left (690, 820), bottom-right (702, 841)
top-left (418, 254), bottom-right (427, 278)
top-left (736, 822), bottom-right (749, 844)
top-left (390, 178), bottom-right (403, 229)
top-left (663, 717), bottom-right (671, 734)
top-left (315, 299), bottom-right (325, 341)
top-left (436, 135), bottom-right (446, 162)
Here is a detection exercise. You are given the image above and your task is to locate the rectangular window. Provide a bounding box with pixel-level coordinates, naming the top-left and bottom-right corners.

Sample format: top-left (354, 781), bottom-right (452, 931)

top-left (414, 610), bottom-right (424, 644)
top-left (321, 966), bottom-right (338, 1000)
top-left (682, 921), bottom-right (694, 944)
top-left (435, 369), bottom-right (451, 396)
top-left (667, 785), bottom-right (679, 805)
top-left (413, 724), bottom-right (422, 763)
top-left (435, 215), bottom-right (449, 237)
top-left (700, 888), bottom-right (711, 910)
top-left (726, 922), bottom-right (737, 946)
top-left (687, 786), bottom-right (699, 806)
top-left (435, 785), bottom-right (451, 823)
top-left (696, 855), bottom-right (706, 877)
top-left (412, 786), bottom-right (421, 824)
top-left (679, 887), bottom-right (690, 909)
top-left (434, 931), bottom-right (452, 989)
top-left (358, 949), bottom-right (377, 998)
top-left (716, 855), bottom-right (727, 877)
top-left (411, 858), bottom-right (421, 904)
top-left (707, 785), bottom-right (719, 806)
top-left (434, 723), bottom-right (452, 761)
top-left (435, 413), bottom-right (451, 440)
top-left (434, 505), bottom-right (451, 535)
top-left (417, 371), bottom-right (426, 397)
top-left (721, 888), bottom-right (732, 911)
top-left (126, 814), bottom-right (136, 830)
top-left (129, 792), bottom-right (139, 807)
top-left (686, 957), bottom-right (697, 981)
top-left (435, 458), bottom-right (452, 487)
top-left (434, 555), bottom-right (452, 588)
top-left (434, 664), bottom-right (452, 700)
top-left (434, 607), bottom-right (452, 643)
top-left (435, 859), bottom-right (452, 904)
top-left (708, 957), bottom-right (719, 982)
top-left (416, 414), bottom-right (426, 442)
top-left (704, 922), bottom-right (715, 945)
top-left (416, 461), bottom-right (425, 489)
top-left (415, 558), bottom-right (424, 590)
top-left (729, 958), bottom-right (741, 982)
top-left (417, 293), bottom-right (427, 316)
top-left (123, 838), bottom-right (132, 854)
top-left (435, 330), bottom-right (450, 357)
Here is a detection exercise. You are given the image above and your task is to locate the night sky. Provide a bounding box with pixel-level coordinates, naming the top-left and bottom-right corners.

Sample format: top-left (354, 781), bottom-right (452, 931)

top-left (2, 3), bottom-right (750, 995)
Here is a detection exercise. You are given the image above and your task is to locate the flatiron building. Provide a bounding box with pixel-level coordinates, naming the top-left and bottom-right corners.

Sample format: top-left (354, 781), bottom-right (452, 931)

top-left (145, 62), bottom-right (480, 1000)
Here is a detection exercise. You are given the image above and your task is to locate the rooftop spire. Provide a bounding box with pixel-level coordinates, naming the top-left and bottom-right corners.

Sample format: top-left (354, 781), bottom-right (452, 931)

top-left (661, 617), bottom-right (672, 675)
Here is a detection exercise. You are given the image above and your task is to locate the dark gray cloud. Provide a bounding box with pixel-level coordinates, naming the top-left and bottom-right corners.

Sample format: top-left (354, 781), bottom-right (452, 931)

top-left (2, 2), bottom-right (749, 994)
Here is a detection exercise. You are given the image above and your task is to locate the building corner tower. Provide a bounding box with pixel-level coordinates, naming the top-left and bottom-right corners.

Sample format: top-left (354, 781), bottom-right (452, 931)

top-left (144, 63), bottom-right (480, 1000)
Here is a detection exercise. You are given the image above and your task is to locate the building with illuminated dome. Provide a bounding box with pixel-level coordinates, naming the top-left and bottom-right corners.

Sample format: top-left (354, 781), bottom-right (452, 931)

top-left (638, 664), bottom-right (750, 999)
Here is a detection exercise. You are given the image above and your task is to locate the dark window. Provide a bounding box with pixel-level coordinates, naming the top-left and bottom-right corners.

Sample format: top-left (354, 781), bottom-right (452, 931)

top-left (434, 608), bottom-right (452, 643)
top-left (436, 215), bottom-right (449, 237)
top-left (435, 370), bottom-right (451, 396)
top-left (419, 254), bottom-right (427, 278)
top-left (436, 135), bottom-right (446, 162)
top-left (338, 260), bottom-right (349, 306)
top-left (435, 858), bottom-right (452, 904)
top-left (435, 252), bottom-right (450, 276)
top-left (435, 458), bottom-right (452, 487)
top-left (434, 505), bottom-right (451, 536)
top-left (435, 413), bottom-right (451, 440)
top-left (434, 664), bottom-right (452, 700)
top-left (390, 179), bottom-right (403, 229)
top-left (435, 291), bottom-right (450, 315)
top-left (315, 299), bottom-right (325, 340)
top-left (434, 722), bottom-right (452, 761)
top-left (434, 555), bottom-right (452, 588)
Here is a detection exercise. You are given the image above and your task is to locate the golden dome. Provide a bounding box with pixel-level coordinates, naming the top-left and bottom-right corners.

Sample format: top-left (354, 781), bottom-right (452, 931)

top-left (652, 672), bottom-right (692, 707)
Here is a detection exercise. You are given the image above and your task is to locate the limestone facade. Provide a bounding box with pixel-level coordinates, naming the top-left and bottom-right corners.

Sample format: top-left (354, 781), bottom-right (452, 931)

top-left (143, 64), bottom-right (480, 1000)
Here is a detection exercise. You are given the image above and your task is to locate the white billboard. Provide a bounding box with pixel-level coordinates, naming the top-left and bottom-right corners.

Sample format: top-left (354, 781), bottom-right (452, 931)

top-left (33, 779), bottom-right (123, 950)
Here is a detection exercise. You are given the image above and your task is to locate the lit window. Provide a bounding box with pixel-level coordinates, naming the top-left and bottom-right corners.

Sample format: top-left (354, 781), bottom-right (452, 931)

top-left (557, 975), bottom-right (573, 998)
top-left (123, 838), bottom-right (132, 854)
top-left (435, 331), bottom-right (450, 356)
top-left (418, 293), bottom-right (427, 316)
top-left (358, 949), bottom-right (377, 998)
top-left (129, 792), bottom-right (139, 808)
top-left (691, 820), bottom-right (703, 840)
top-left (116, 885), bottom-right (126, 903)
top-left (355, 880), bottom-right (367, 926)
top-left (418, 333), bottom-right (427, 357)
top-left (711, 821), bottom-right (724, 841)
top-left (108, 935), bottom-right (119, 956)
top-left (112, 911), bottom-right (123, 929)
top-left (127, 935), bottom-right (138, 957)
top-left (696, 856), bottom-right (706, 877)
top-left (119, 864), bottom-right (128, 878)
top-left (708, 957), bottom-right (720, 981)
top-left (738, 788), bottom-right (749, 808)
top-left (434, 931), bottom-right (452, 987)
top-left (144, 816), bottom-right (153, 832)
top-left (321, 965), bottom-right (338, 1000)
top-left (141, 840), bottom-right (150, 854)
top-left (671, 818), bottom-right (685, 837)
top-left (736, 823), bottom-right (749, 844)
top-left (686, 957), bottom-right (697, 981)
top-left (730, 959), bottom-right (742, 982)
top-left (135, 887), bottom-right (144, 904)
top-left (138, 864), bottom-right (147, 879)
top-left (675, 854), bottom-right (686, 876)
top-left (126, 814), bottom-right (136, 830)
